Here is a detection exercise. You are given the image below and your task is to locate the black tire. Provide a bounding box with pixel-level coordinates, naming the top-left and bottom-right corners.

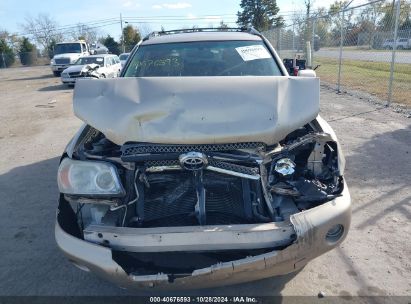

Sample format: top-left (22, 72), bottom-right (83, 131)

top-left (53, 71), bottom-right (61, 77)
top-left (100, 74), bottom-right (106, 78)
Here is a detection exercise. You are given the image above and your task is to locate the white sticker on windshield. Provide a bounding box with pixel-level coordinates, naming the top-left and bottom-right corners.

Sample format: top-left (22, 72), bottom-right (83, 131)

top-left (96, 58), bottom-right (103, 62)
top-left (235, 45), bottom-right (271, 61)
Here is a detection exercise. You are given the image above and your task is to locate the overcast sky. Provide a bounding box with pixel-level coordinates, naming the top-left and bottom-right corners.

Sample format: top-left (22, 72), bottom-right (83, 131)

top-left (0, 0), bottom-right (368, 40)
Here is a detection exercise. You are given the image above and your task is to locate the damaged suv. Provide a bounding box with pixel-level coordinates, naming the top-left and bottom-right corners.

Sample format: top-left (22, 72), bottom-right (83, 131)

top-left (55, 28), bottom-right (351, 289)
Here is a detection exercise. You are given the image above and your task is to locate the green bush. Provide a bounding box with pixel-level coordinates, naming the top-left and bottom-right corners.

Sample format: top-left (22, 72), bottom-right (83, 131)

top-left (19, 37), bottom-right (37, 66)
top-left (101, 35), bottom-right (121, 55)
top-left (0, 39), bottom-right (15, 68)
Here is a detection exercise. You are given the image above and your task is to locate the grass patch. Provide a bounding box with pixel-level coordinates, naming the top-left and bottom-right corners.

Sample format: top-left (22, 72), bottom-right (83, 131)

top-left (314, 57), bottom-right (411, 106)
top-left (320, 47), bottom-right (411, 53)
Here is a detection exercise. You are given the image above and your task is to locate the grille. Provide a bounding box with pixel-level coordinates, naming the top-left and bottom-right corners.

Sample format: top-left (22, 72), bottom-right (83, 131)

top-left (55, 58), bottom-right (70, 65)
top-left (146, 159), bottom-right (179, 167)
top-left (141, 171), bottom-right (247, 227)
top-left (145, 159), bottom-right (259, 178)
top-left (122, 142), bottom-right (265, 160)
top-left (208, 159), bottom-right (259, 176)
top-left (69, 72), bottom-right (81, 77)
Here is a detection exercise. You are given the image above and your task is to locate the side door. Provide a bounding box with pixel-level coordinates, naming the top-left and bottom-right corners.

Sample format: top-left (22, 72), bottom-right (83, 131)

top-left (113, 56), bottom-right (121, 77)
top-left (106, 57), bottom-right (115, 78)
top-left (81, 43), bottom-right (88, 56)
top-left (103, 57), bottom-right (111, 77)
top-left (110, 56), bottom-right (116, 78)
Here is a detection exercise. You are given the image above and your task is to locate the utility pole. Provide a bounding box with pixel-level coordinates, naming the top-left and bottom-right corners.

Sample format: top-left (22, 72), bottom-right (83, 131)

top-left (311, 16), bottom-right (316, 64)
top-left (387, 0), bottom-right (401, 106)
top-left (337, 10), bottom-right (344, 93)
top-left (292, 1), bottom-right (295, 51)
top-left (120, 13), bottom-right (125, 53)
top-left (337, 0), bottom-right (354, 93)
top-left (292, 22), bottom-right (295, 51)
top-left (1, 52), bottom-right (5, 68)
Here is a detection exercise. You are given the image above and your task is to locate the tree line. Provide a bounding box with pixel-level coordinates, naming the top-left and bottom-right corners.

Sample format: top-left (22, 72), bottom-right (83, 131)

top-left (1, 0), bottom-right (409, 67)
top-left (0, 14), bottom-right (143, 67)
top-left (276, 0), bottom-right (411, 50)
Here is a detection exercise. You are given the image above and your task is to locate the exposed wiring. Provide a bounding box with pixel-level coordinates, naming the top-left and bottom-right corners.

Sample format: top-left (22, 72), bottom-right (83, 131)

top-left (110, 169), bottom-right (140, 226)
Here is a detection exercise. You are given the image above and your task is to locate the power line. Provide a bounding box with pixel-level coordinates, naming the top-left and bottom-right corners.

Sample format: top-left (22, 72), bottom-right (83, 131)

top-left (279, 0), bottom-right (386, 29)
top-left (125, 17), bottom-right (237, 22)
top-left (14, 18), bottom-right (119, 37)
top-left (10, 0), bottom-right (387, 41)
top-left (123, 13), bottom-right (238, 19)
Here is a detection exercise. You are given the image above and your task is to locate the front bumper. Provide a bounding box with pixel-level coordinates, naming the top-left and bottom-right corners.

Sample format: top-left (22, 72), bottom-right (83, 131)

top-left (51, 65), bottom-right (70, 72)
top-left (55, 182), bottom-right (351, 290)
top-left (61, 76), bottom-right (76, 84)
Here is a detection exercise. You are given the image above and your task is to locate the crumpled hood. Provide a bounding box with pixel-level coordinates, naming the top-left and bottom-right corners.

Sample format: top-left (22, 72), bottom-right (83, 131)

top-left (63, 64), bottom-right (99, 74)
top-left (63, 64), bottom-right (85, 73)
top-left (73, 76), bottom-right (320, 146)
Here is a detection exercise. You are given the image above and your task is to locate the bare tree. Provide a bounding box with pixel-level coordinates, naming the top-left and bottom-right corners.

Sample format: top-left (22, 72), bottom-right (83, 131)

top-left (20, 14), bottom-right (63, 50)
top-left (357, 0), bottom-right (384, 48)
top-left (70, 24), bottom-right (99, 42)
top-left (218, 20), bottom-right (230, 30)
top-left (0, 30), bottom-right (21, 54)
top-left (136, 23), bottom-right (153, 37)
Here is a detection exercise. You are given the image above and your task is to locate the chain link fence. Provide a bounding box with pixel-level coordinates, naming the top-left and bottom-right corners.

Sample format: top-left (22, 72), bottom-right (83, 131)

top-left (263, 0), bottom-right (411, 108)
top-left (0, 51), bottom-right (50, 68)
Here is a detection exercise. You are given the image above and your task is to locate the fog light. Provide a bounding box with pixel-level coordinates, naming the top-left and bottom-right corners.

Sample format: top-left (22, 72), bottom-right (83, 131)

top-left (326, 224), bottom-right (344, 244)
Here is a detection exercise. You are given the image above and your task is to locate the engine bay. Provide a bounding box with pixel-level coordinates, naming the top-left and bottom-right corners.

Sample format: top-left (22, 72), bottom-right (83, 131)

top-left (57, 120), bottom-right (346, 277)
top-left (65, 122), bottom-right (343, 231)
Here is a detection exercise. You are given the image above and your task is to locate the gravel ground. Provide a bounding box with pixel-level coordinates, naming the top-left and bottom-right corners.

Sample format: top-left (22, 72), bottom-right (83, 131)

top-left (0, 66), bottom-right (410, 298)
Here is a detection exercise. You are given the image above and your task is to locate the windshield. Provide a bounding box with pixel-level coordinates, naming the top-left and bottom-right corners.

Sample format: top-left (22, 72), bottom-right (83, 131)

top-left (119, 53), bottom-right (130, 60)
top-left (74, 57), bottom-right (104, 65)
top-left (55, 43), bottom-right (82, 54)
top-left (124, 40), bottom-right (281, 77)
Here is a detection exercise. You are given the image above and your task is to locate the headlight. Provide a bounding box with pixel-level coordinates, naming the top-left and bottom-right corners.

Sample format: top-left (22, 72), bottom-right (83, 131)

top-left (50, 59), bottom-right (55, 65)
top-left (57, 158), bottom-right (125, 196)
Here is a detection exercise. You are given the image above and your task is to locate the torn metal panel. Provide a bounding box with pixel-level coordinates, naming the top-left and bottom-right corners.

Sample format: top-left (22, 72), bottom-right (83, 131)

top-left (55, 182), bottom-right (351, 290)
top-left (73, 77), bottom-right (320, 146)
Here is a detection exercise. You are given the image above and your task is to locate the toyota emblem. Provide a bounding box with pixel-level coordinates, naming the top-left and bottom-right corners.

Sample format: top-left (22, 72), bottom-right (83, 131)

top-left (179, 152), bottom-right (208, 171)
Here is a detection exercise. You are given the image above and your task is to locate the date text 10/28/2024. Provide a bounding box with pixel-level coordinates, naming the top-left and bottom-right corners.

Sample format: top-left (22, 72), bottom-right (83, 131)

top-left (149, 297), bottom-right (259, 303)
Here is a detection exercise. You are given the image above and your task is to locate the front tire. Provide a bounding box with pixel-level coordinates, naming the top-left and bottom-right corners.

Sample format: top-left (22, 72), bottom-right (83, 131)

top-left (53, 71), bottom-right (61, 77)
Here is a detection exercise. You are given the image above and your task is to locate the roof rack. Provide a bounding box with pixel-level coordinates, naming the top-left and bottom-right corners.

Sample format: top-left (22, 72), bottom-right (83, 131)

top-left (142, 26), bottom-right (261, 41)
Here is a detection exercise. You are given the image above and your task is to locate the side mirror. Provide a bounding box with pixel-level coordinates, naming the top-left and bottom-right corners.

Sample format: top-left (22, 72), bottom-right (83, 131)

top-left (297, 69), bottom-right (317, 77)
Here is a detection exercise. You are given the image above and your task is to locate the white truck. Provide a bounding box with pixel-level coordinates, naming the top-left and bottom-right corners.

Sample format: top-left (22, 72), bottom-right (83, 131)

top-left (382, 38), bottom-right (411, 50)
top-left (50, 40), bottom-right (91, 76)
